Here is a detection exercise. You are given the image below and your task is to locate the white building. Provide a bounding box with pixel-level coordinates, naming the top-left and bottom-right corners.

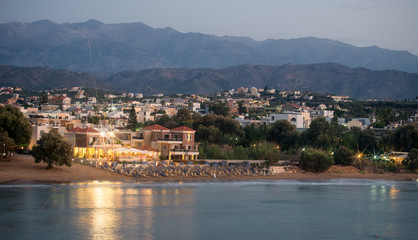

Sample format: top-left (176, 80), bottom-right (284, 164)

top-left (310, 109), bottom-right (334, 120)
top-left (87, 97), bottom-right (97, 104)
top-left (262, 111), bottom-right (311, 129)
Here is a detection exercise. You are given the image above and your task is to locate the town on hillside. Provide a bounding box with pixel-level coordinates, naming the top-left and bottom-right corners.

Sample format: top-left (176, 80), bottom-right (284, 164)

top-left (1, 85), bottom-right (417, 174)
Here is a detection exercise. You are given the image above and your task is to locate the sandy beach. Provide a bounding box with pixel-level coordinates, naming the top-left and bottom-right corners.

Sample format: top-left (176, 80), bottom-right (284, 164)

top-left (1, 154), bottom-right (417, 184)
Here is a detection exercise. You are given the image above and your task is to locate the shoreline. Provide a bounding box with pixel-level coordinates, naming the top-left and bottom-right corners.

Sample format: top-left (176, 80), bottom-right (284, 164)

top-left (1, 154), bottom-right (417, 185)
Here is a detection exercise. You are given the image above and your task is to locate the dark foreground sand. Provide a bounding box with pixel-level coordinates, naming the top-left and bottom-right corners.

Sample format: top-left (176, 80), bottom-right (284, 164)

top-left (1, 154), bottom-right (417, 184)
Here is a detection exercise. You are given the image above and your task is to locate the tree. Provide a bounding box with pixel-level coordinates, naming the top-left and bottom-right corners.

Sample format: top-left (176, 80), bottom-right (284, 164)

top-left (380, 124), bottom-right (418, 151)
top-left (196, 125), bottom-right (221, 143)
top-left (127, 105), bottom-right (138, 131)
top-left (376, 107), bottom-right (397, 126)
top-left (196, 114), bottom-right (244, 143)
top-left (32, 129), bottom-right (73, 169)
top-left (267, 120), bottom-right (300, 151)
top-left (302, 117), bottom-right (336, 150)
top-left (204, 144), bottom-right (231, 159)
top-left (238, 100), bottom-right (247, 114)
top-left (155, 114), bottom-right (177, 129)
top-left (334, 146), bottom-right (354, 166)
top-left (402, 148), bottom-right (418, 169)
top-left (210, 101), bottom-right (230, 116)
top-left (342, 127), bottom-right (376, 152)
top-left (39, 91), bottom-right (48, 104)
top-left (247, 142), bottom-right (283, 165)
top-left (173, 108), bottom-right (193, 127)
top-left (0, 105), bottom-right (32, 151)
top-left (299, 148), bottom-right (334, 172)
top-left (357, 129), bottom-right (377, 151)
top-left (244, 124), bottom-right (268, 145)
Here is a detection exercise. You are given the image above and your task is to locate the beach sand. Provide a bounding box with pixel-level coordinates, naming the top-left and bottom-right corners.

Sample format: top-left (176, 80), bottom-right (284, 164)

top-left (1, 154), bottom-right (417, 184)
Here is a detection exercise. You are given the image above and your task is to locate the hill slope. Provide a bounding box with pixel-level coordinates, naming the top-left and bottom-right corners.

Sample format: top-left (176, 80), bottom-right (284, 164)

top-left (1, 20), bottom-right (417, 74)
top-left (105, 63), bottom-right (418, 100)
top-left (0, 65), bottom-right (111, 91)
top-left (1, 64), bottom-right (416, 100)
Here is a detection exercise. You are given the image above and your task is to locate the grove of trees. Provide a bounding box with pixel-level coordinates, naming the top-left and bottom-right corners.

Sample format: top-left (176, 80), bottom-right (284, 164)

top-left (0, 105), bottom-right (32, 159)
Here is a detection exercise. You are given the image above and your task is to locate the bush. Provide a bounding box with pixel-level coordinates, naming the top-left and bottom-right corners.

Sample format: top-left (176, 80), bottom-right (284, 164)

top-left (248, 142), bottom-right (283, 165)
top-left (334, 146), bottom-right (354, 165)
top-left (205, 145), bottom-right (231, 159)
top-left (403, 148), bottom-right (418, 169)
top-left (299, 148), bottom-right (334, 172)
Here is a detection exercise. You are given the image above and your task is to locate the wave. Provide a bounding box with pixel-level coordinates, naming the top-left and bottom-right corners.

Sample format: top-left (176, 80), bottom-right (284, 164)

top-left (0, 179), bottom-right (413, 189)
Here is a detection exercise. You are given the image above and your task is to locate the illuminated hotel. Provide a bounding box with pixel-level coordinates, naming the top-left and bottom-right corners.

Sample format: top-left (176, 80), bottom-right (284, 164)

top-left (65, 124), bottom-right (199, 161)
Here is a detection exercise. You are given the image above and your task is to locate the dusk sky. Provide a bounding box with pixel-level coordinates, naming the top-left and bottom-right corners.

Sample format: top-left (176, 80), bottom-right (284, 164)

top-left (1, 0), bottom-right (417, 55)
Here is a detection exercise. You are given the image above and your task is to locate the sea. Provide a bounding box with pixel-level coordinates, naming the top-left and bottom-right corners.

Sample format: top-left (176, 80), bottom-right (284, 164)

top-left (1, 179), bottom-right (417, 240)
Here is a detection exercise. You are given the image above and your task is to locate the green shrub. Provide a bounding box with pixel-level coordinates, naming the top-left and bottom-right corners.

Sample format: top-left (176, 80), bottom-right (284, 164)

top-left (299, 148), bottom-right (334, 172)
top-left (334, 146), bottom-right (354, 165)
top-left (403, 148), bottom-right (418, 169)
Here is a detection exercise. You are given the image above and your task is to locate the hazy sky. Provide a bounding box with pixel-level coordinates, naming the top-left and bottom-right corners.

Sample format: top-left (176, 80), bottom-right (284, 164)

top-left (1, 0), bottom-right (417, 55)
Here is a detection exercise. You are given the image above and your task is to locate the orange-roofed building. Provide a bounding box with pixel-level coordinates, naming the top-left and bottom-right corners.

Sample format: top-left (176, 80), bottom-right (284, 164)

top-left (132, 124), bottom-right (199, 161)
top-left (65, 127), bottom-right (122, 160)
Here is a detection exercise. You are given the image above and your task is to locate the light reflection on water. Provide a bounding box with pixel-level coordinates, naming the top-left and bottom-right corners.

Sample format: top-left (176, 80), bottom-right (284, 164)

top-left (0, 180), bottom-right (417, 240)
top-left (68, 182), bottom-right (195, 240)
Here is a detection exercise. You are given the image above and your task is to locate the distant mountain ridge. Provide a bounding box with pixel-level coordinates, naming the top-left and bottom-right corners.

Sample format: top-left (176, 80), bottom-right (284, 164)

top-left (1, 64), bottom-right (417, 100)
top-left (0, 65), bottom-right (110, 91)
top-left (105, 63), bottom-right (418, 100)
top-left (1, 19), bottom-right (418, 74)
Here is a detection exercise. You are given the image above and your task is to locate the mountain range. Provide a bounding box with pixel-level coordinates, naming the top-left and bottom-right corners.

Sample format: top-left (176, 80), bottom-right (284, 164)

top-left (1, 19), bottom-right (418, 74)
top-left (1, 64), bottom-right (417, 100)
top-left (0, 65), bottom-right (112, 91)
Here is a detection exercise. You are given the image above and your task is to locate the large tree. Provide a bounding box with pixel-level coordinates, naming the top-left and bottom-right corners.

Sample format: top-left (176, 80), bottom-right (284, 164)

top-left (196, 114), bottom-right (244, 142)
top-left (380, 123), bottom-right (418, 151)
top-left (341, 127), bottom-right (377, 151)
top-left (302, 117), bottom-right (336, 150)
top-left (267, 120), bottom-right (300, 151)
top-left (173, 108), bottom-right (193, 127)
top-left (210, 101), bottom-right (230, 116)
top-left (0, 105), bottom-right (32, 154)
top-left (32, 129), bottom-right (73, 169)
top-left (244, 124), bottom-right (268, 146)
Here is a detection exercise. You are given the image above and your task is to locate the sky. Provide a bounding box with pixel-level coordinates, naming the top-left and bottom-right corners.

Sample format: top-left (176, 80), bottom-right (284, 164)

top-left (1, 0), bottom-right (418, 55)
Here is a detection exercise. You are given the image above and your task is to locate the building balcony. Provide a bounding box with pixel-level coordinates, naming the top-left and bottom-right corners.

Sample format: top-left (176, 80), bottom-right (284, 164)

top-left (119, 139), bottom-right (131, 144)
top-left (170, 148), bottom-right (199, 155)
top-left (90, 143), bottom-right (122, 148)
top-left (132, 136), bottom-right (144, 140)
top-left (157, 138), bottom-right (183, 143)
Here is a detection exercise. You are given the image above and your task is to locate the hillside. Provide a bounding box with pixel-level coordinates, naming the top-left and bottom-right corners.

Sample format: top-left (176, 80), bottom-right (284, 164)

top-left (0, 65), bottom-right (111, 91)
top-left (1, 64), bottom-right (416, 100)
top-left (1, 20), bottom-right (418, 74)
top-left (105, 63), bottom-right (418, 100)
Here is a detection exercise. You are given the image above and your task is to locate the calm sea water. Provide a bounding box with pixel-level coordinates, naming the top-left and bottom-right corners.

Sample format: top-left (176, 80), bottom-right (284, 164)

top-left (1, 179), bottom-right (417, 240)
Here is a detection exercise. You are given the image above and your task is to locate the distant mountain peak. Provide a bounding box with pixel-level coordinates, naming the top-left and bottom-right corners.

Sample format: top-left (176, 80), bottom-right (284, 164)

top-left (84, 19), bottom-right (104, 25)
top-left (0, 20), bottom-right (417, 74)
